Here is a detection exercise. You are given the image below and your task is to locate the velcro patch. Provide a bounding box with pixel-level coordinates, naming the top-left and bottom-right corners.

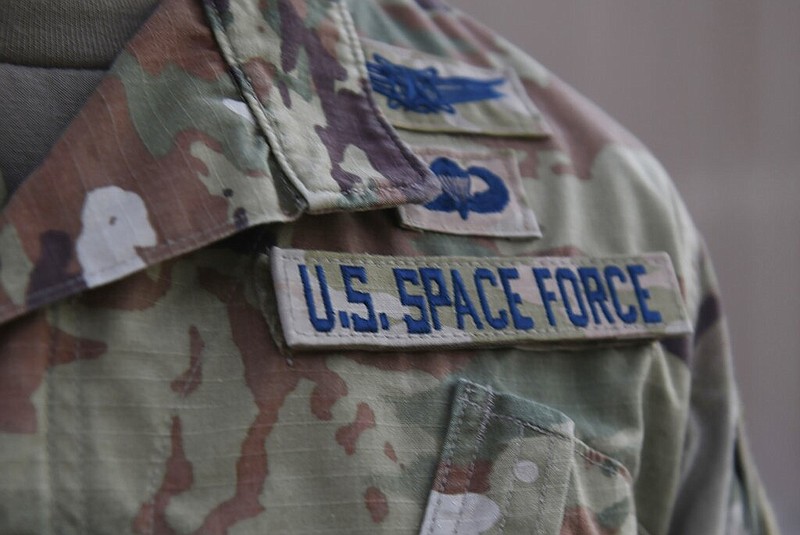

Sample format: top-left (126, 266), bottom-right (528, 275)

top-left (271, 248), bottom-right (692, 351)
top-left (399, 148), bottom-right (541, 239)
top-left (363, 39), bottom-right (551, 137)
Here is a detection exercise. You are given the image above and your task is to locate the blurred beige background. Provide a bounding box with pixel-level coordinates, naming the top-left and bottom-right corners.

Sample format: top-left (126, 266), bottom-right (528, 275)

top-left (453, 0), bottom-right (800, 530)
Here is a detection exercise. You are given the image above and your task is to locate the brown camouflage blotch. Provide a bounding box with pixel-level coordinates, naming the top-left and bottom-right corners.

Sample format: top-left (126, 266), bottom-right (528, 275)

top-left (194, 267), bottom-right (348, 533)
top-left (170, 325), bottom-right (205, 398)
top-left (364, 486), bottom-right (389, 523)
top-left (127, 0), bottom-right (227, 82)
top-left (462, 136), bottom-right (541, 181)
top-left (277, 0), bottom-right (434, 196)
top-left (315, 16), bottom-right (342, 62)
top-left (522, 77), bottom-right (641, 181)
top-left (455, 15), bottom-right (506, 55)
top-left (428, 15), bottom-right (494, 68)
top-left (432, 459), bottom-right (492, 494)
top-left (348, 351), bottom-right (471, 380)
top-left (288, 0), bottom-right (308, 20)
top-left (26, 231), bottom-right (82, 306)
top-left (80, 260), bottom-right (174, 311)
top-left (133, 416), bottom-right (194, 535)
top-left (551, 162), bottom-right (575, 176)
top-left (335, 402), bottom-right (376, 456)
top-left (582, 448), bottom-right (631, 482)
top-left (0, 311), bottom-right (106, 434)
top-left (3, 70), bottom-right (238, 314)
top-left (381, 5), bottom-right (436, 35)
top-left (535, 246), bottom-right (587, 258)
top-left (241, 58), bottom-right (277, 107)
top-left (383, 441), bottom-right (398, 463)
top-left (560, 506), bottom-right (616, 535)
top-left (290, 211), bottom-right (420, 257)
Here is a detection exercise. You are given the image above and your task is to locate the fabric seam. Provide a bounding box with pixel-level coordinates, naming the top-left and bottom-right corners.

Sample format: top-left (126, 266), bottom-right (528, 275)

top-left (495, 421), bottom-right (525, 535)
top-left (534, 434), bottom-right (557, 534)
top-left (451, 389), bottom-right (494, 534)
top-left (425, 384), bottom-right (470, 535)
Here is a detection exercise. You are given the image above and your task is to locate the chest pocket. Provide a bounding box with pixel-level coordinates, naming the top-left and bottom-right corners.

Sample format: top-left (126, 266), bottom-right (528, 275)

top-left (419, 380), bottom-right (636, 535)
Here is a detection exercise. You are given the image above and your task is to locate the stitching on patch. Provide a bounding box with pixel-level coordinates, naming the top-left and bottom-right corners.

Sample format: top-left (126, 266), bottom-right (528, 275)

top-left (451, 389), bottom-right (495, 534)
top-left (459, 399), bottom-right (632, 482)
top-left (534, 434), bottom-right (557, 534)
top-left (425, 386), bottom-right (470, 535)
top-left (495, 421), bottom-right (525, 535)
top-left (459, 398), bottom-right (572, 442)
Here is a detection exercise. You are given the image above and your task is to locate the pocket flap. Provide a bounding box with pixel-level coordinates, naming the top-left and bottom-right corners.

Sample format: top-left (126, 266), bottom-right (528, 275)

top-left (419, 380), bottom-right (637, 534)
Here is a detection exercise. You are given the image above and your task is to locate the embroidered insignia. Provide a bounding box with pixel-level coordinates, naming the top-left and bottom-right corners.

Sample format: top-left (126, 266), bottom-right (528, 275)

top-left (361, 39), bottom-right (552, 136)
top-left (367, 54), bottom-right (505, 114)
top-left (424, 157), bottom-right (510, 220)
top-left (270, 248), bottom-right (693, 351)
top-left (399, 148), bottom-right (541, 239)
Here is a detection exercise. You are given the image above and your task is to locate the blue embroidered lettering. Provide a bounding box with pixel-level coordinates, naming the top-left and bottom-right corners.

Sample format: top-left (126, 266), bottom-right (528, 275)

top-left (393, 268), bottom-right (431, 334)
top-left (273, 248), bottom-right (692, 349)
top-left (627, 264), bottom-right (663, 324)
top-left (451, 269), bottom-right (484, 330)
top-left (498, 268), bottom-right (534, 330)
top-left (341, 265), bottom-right (379, 333)
top-left (474, 268), bottom-right (509, 330)
top-left (604, 266), bottom-right (637, 324)
top-left (338, 310), bottom-right (350, 329)
top-left (578, 267), bottom-right (616, 325)
top-left (555, 268), bottom-right (589, 328)
top-left (420, 267), bottom-right (453, 331)
top-left (298, 264), bottom-right (336, 333)
top-left (533, 268), bottom-right (558, 327)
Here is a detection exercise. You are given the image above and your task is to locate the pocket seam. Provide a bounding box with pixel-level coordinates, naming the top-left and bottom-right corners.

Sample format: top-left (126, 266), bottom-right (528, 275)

top-left (450, 392), bottom-right (495, 535)
top-left (459, 395), bottom-right (633, 483)
top-left (425, 385), bottom-right (494, 535)
top-left (535, 433), bottom-right (560, 534)
top-left (495, 422), bottom-right (525, 535)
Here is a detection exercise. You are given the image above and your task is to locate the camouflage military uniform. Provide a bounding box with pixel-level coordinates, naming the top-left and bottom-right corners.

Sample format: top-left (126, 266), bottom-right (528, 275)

top-left (0, 0), bottom-right (779, 533)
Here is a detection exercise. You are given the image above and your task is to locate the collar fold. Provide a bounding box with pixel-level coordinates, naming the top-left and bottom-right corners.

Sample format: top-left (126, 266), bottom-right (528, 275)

top-left (0, 0), bottom-right (439, 326)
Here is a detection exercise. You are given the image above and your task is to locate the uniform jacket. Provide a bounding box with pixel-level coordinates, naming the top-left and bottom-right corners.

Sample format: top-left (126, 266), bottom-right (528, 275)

top-left (0, 0), bottom-right (779, 533)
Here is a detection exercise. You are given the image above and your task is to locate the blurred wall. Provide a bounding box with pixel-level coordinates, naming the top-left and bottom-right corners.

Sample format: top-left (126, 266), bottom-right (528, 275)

top-left (452, 0), bottom-right (800, 530)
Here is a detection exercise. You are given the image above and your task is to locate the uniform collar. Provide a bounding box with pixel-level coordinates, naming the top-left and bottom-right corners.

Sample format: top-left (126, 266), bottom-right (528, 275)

top-left (0, 0), bottom-right (440, 325)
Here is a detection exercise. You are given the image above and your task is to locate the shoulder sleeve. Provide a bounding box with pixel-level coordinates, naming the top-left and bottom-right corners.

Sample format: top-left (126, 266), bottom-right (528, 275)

top-left (665, 186), bottom-right (780, 534)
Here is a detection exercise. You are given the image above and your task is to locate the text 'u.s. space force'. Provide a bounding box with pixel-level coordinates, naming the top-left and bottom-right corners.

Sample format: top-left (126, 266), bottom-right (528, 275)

top-left (298, 262), bottom-right (662, 335)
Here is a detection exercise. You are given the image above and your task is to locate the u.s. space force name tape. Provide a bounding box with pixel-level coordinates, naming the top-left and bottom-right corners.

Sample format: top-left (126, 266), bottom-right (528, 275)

top-left (270, 248), bottom-right (692, 351)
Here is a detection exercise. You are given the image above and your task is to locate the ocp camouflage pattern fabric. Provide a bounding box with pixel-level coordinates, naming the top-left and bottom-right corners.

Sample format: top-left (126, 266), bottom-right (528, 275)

top-left (0, 1), bottom-right (779, 534)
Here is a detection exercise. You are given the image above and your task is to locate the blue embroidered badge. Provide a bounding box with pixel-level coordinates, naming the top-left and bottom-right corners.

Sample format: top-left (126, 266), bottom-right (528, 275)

top-left (424, 157), bottom-right (510, 220)
top-left (366, 54), bottom-right (505, 114)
